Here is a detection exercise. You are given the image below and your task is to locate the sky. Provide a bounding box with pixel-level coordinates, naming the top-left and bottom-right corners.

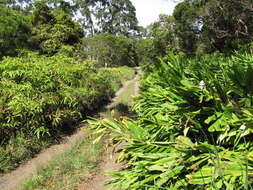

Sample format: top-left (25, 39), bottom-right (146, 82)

top-left (130, 0), bottom-right (178, 27)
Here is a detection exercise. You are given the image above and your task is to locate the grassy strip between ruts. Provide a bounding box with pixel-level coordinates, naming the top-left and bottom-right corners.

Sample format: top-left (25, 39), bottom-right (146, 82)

top-left (22, 134), bottom-right (104, 190)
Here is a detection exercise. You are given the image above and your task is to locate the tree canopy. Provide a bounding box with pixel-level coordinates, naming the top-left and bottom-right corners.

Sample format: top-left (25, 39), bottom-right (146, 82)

top-left (172, 0), bottom-right (253, 54)
top-left (29, 1), bottom-right (83, 54)
top-left (74, 0), bottom-right (139, 36)
top-left (3, 0), bottom-right (140, 36)
top-left (0, 4), bottom-right (31, 58)
top-left (83, 33), bottom-right (137, 67)
top-left (1, 0), bottom-right (253, 59)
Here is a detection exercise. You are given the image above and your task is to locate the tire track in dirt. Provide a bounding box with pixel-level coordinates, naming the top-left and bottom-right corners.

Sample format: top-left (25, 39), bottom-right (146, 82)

top-left (77, 70), bottom-right (140, 190)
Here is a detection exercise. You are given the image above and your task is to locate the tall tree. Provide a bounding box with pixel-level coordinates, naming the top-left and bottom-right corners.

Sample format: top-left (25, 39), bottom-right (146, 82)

top-left (173, 1), bottom-right (200, 55)
top-left (0, 4), bottom-right (31, 58)
top-left (4, 0), bottom-right (140, 36)
top-left (200, 0), bottom-right (253, 52)
top-left (75, 0), bottom-right (139, 36)
top-left (172, 0), bottom-right (253, 54)
top-left (149, 14), bottom-right (177, 57)
top-left (29, 1), bottom-right (83, 54)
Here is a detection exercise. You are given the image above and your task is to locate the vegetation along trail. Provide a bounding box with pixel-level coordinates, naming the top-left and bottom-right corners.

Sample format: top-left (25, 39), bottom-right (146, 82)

top-left (3, 0), bottom-right (253, 189)
top-left (0, 71), bottom-right (140, 190)
top-left (78, 70), bottom-right (141, 190)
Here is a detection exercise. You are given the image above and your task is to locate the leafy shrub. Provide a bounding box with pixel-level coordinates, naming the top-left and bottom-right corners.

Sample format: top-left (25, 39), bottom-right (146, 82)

top-left (0, 54), bottom-right (134, 172)
top-left (89, 52), bottom-right (253, 189)
top-left (0, 55), bottom-right (135, 141)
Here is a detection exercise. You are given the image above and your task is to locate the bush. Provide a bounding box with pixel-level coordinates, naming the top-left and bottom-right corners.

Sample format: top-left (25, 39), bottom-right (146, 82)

top-left (0, 55), bottom-right (135, 140)
top-left (0, 54), bottom-right (134, 172)
top-left (89, 52), bottom-right (253, 189)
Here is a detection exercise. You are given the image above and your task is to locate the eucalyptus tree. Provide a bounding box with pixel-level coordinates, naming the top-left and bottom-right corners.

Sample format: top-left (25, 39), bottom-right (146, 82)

top-left (4, 0), bottom-right (140, 36)
top-left (74, 0), bottom-right (139, 36)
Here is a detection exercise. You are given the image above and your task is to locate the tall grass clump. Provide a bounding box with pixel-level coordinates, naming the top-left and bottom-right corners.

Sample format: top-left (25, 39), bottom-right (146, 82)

top-left (89, 52), bottom-right (253, 189)
top-left (0, 54), bottom-right (134, 172)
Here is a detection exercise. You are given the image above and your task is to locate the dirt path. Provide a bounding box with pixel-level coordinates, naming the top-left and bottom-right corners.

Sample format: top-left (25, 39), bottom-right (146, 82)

top-left (78, 71), bottom-right (140, 190)
top-left (0, 72), bottom-right (140, 190)
top-left (106, 71), bottom-right (140, 110)
top-left (0, 130), bottom-right (89, 190)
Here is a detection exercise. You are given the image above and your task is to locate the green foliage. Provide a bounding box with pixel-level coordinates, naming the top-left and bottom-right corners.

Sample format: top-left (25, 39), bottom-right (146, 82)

top-left (0, 132), bottom-right (52, 172)
top-left (149, 15), bottom-right (177, 57)
top-left (136, 14), bottom-right (178, 70)
top-left (0, 54), bottom-right (134, 172)
top-left (75, 0), bottom-right (139, 36)
top-left (199, 0), bottom-right (253, 53)
top-left (89, 52), bottom-right (253, 189)
top-left (135, 38), bottom-right (155, 65)
top-left (0, 4), bottom-right (31, 58)
top-left (171, 0), bottom-right (253, 55)
top-left (0, 54), bottom-right (134, 142)
top-left (4, 0), bottom-right (139, 36)
top-left (29, 1), bottom-right (83, 54)
top-left (83, 33), bottom-right (137, 67)
top-left (173, 1), bottom-right (199, 54)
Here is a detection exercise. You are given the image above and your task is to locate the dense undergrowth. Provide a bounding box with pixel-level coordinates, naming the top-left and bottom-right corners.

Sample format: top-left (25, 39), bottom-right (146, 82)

top-left (89, 52), bottom-right (253, 189)
top-left (0, 54), bottom-right (134, 172)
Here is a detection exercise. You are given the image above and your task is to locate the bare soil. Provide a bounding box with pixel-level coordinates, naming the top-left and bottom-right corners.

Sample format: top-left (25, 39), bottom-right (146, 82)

top-left (0, 71), bottom-right (140, 190)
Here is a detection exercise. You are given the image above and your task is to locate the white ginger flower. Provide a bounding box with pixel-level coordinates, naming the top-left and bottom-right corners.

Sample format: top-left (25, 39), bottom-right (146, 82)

top-left (199, 80), bottom-right (206, 90)
top-left (240, 124), bottom-right (246, 131)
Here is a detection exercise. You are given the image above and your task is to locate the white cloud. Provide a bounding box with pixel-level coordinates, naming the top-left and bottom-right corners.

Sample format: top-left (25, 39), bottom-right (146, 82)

top-left (131, 0), bottom-right (178, 27)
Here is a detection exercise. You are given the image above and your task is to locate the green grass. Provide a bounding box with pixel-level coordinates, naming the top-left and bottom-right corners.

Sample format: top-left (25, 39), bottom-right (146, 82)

top-left (22, 134), bottom-right (103, 190)
top-left (0, 133), bottom-right (52, 173)
top-left (117, 80), bottom-right (136, 106)
top-left (105, 76), bottom-right (137, 119)
top-left (103, 66), bottom-right (136, 93)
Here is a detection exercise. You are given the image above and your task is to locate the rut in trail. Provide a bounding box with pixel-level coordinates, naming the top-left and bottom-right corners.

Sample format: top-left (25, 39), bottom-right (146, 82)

top-left (78, 72), bottom-right (140, 190)
top-left (0, 72), bottom-right (140, 190)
